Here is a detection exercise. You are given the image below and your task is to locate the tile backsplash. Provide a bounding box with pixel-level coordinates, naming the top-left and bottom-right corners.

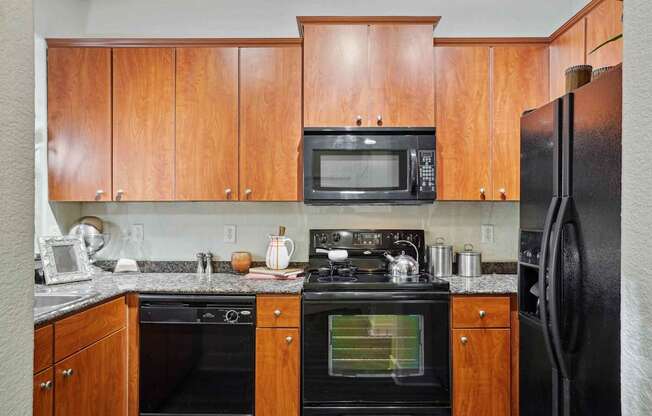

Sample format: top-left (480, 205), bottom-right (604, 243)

top-left (79, 201), bottom-right (519, 262)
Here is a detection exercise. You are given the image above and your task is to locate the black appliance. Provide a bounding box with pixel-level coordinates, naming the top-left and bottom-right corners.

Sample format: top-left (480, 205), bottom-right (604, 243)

top-left (518, 66), bottom-right (621, 416)
top-left (303, 229), bottom-right (451, 416)
top-left (139, 295), bottom-right (255, 416)
top-left (303, 128), bottom-right (436, 204)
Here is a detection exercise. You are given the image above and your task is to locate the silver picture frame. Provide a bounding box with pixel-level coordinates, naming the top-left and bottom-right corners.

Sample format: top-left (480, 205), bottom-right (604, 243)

top-left (38, 235), bottom-right (92, 285)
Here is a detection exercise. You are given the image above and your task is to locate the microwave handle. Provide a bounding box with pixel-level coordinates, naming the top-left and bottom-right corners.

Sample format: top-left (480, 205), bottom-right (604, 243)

top-left (410, 149), bottom-right (418, 193)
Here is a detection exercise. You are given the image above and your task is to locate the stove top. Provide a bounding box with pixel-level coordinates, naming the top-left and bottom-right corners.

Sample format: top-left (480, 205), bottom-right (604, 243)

top-left (304, 270), bottom-right (449, 292)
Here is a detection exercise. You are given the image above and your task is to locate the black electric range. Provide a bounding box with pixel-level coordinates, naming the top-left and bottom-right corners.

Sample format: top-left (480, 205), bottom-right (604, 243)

top-left (302, 229), bottom-right (451, 416)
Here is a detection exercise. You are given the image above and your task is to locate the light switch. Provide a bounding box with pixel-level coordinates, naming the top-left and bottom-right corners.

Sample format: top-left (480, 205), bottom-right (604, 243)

top-left (224, 225), bottom-right (236, 244)
top-left (481, 224), bottom-right (494, 243)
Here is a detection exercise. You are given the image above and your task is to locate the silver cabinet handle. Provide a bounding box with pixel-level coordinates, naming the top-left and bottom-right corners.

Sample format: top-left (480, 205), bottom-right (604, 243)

top-left (274, 309), bottom-right (282, 317)
top-left (285, 336), bottom-right (293, 344)
top-left (244, 188), bottom-right (252, 196)
top-left (62, 368), bottom-right (74, 377)
top-left (95, 189), bottom-right (105, 200)
top-left (116, 189), bottom-right (125, 201)
top-left (356, 115), bottom-right (362, 125)
top-left (376, 114), bottom-right (383, 125)
top-left (479, 310), bottom-right (487, 318)
top-left (40, 380), bottom-right (53, 390)
top-left (480, 188), bottom-right (486, 199)
top-left (499, 188), bottom-right (506, 198)
top-left (460, 336), bottom-right (468, 345)
top-left (225, 188), bottom-right (232, 198)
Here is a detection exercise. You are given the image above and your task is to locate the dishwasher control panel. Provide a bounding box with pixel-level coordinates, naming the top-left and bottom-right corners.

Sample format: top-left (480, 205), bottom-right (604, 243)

top-left (139, 295), bottom-right (256, 326)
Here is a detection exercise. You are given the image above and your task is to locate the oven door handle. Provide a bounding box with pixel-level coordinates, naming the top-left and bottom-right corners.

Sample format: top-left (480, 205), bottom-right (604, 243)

top-left (410, 149), bottom-right (418, 194)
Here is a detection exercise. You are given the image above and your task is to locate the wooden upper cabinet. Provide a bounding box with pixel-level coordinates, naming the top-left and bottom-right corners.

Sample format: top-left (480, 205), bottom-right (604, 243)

top-left (452, 328), bottom-right (510, 416)
top-left (113, 48), bottom-right (175, 201)
top-left (549, 20), bottom-right (586, 100)
top-left (435, 46), bottom-right (491, 201)
top-left (239, 46), bottom-right (302, 201)
top-left (586, 0), bottom-right (623, 69)
top-left (492, 45), bottom-right (549, 201)
top-left (175, 48), bottom-right (239, 201)
top-left (47, 48), bottom-right (112, 201)
top-left (368, 24), bottom-right (434, 127)
top-left (55, 329), bottom-right (127, 416)
top-left (303, 24), bottom-right (369, 127)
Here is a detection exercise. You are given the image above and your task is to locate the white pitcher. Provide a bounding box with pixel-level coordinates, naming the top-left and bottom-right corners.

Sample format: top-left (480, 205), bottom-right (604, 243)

top-left (265, 235), bottom-right (295, 270)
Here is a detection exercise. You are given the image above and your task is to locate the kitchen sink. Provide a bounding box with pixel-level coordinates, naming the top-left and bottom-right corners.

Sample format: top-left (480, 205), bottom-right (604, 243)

top-left (34, 292), bottom-right (99, 315)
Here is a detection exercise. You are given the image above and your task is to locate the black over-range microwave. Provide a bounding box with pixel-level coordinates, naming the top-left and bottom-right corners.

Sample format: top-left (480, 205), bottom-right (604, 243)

top-left (303, 128), bottom-right (436, 204)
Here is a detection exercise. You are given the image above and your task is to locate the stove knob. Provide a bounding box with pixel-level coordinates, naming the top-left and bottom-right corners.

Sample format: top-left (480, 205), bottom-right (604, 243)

top-left (224, 310), bottom-right (239, 323)
top-left (318, 234), bottom-right (328, 245)
top-left (332, 233), bottom-right (341, 243)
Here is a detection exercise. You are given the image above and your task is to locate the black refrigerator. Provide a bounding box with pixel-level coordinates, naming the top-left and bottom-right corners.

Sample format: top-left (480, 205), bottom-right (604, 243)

top-left (518, 66), bottom-right (621, 416)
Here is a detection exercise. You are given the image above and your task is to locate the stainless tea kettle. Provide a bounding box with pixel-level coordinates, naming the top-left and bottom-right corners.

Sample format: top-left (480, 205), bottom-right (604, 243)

top-left (384, 240), bottom-right (420, 277)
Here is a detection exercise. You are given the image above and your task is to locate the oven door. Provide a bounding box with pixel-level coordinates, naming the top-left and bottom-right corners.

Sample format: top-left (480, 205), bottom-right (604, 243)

top-left (303, 133), bottom-right (419, 203)
top-left (302, 292), bottom-right (450, 408)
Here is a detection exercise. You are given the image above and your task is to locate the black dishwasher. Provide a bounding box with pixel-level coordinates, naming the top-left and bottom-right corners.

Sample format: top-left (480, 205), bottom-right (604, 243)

top-left (139, 295), bottom-right (255, 416)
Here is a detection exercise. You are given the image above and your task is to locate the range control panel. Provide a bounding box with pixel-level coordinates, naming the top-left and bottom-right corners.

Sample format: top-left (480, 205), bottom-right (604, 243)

top-left (418, 150), bottom-right (436, 193)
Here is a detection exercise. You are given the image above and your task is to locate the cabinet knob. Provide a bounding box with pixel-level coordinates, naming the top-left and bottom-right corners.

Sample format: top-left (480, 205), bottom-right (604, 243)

top-left (274, 309), bottom-right (282, 317)
top-left (479, 188), bottom-right (486, 199)
top-left (40, 380), bottom-right (53, 390)
top-left (460, 336), bottom-right (468, 345)
top-left (225, 188), bottom-right (232, 198)
top-left (244, 188), bottom-right (252, 197)
top-left (356, 115), bottom-right (362, 125)
top-left (376, 114), bottom-right (383, 126)
top-left (499, 188), bottom-right (506, 199)
top-left (286, 336), bottom-right (293, 344)
top-left (62, 368), bottom-right (74, 378)
top-left (116, 189), bottom-right (125, 201)
top-left (95, 189), bottom-right (105, 200)
top-left (479, 310), bottom-right (487, 319)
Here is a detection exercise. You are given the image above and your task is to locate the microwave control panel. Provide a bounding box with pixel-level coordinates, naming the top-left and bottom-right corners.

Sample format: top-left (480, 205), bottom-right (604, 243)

top-left (418, 150), bottom-right (436, 193)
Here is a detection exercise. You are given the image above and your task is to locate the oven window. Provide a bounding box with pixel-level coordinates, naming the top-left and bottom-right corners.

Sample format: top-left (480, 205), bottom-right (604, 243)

top-left (329, 315), bottom-right (424, 377)
top-left (314, 150), bottom-right (407, 190)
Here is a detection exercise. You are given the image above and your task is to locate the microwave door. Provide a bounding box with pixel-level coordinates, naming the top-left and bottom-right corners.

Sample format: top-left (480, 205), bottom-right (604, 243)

top-left (304, 135), bottom-right (418, 202)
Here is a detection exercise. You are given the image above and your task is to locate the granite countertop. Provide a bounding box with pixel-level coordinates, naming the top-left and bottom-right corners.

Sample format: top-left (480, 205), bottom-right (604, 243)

top-left (34, 272), bottom-right (304, 326)
top-left (444, 274), bottom-right (518, 294)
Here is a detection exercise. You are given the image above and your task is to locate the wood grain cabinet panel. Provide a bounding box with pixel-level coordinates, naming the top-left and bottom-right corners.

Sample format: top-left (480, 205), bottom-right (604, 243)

top-left (492, 45), bottom-right (549, 201)
top-left (435, 46), bottom-right (491, 200)
top-left (175, 47), bottom-right (239, 200)
top-left (255, 328), bottom-right (300, 416)
top-left (54, 296), bottom-right (126, 361)
top-left (54, 329), bottom-right (127, 416)
top-left (34, 368), bottom-right (54, 416)
top-left (113, 48), bottom-right (175, 201)
top-left (586, 0), bottom-right (623, 69)
top-left (452, 328), bottom-right (510, 416)
top-left (303, 24), bottom-right (369, 127)
top-left (369, 24), bottom-right (434, 127)
top-left (256, 295), bottom-right (301, 328)
top-left (47, 47), bottom-right (112, 201)
top-left (239, 46), bottom-right (302, 201)
top-left (550, 20), bottom-right (586, 100)
top-left (452, 296), bottom-right (511, 328)
top-left (34, 324), bottom-right (53, 374)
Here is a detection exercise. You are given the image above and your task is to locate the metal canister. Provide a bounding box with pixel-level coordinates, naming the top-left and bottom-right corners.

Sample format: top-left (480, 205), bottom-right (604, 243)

top-left (428, 237), bottom-right (453, 277)
top-left (457, 243), bottom-right (482, 277)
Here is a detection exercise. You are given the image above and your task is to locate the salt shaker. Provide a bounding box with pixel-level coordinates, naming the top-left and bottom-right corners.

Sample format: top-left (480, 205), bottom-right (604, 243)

top-left (205, 252), bottom-right (213, 276)
top-left (196, 252), bottom-right (206, 275)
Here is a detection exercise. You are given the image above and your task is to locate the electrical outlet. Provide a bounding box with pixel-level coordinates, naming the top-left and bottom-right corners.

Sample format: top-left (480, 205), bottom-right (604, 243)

top-left (224, 225), bottom-right (236, 244)
top-left (130, 224), bottom-right (144, 243)
top-left (481, 224), bottom-right (494, 243)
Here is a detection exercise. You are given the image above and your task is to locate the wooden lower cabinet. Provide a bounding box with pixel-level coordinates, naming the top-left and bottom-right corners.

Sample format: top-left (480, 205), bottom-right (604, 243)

top-left (34, 368), bottom-right (54, 416)
top-left (54, 328), bottom-right (127, 415)
top-left (452, 328), bottom-right (511, 416)
top-left (255, 327), bottom-right (300, 416)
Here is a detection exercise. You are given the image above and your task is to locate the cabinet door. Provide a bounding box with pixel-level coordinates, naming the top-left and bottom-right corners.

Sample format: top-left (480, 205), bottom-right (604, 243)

top-left (47, 48), bottom-right (112, 201)
top-left (586, 0), bottom-right (623, 69)
top-left (239, 46), bottom-right (302, 201)
top-left (452, 329), bottom-right (510, 416)
top-left (113, 48), bottom-right (175, 201)
top-left (369, 24), bottom-right (434, 127)
top-left (550, 21), bottom-right (586, 100)
top-left (54, 329), bottom-right (127, 416)
top-left (303, 24), bottom-right (369, 127)
top-left (435, 46), bottom-right (491, 200)
top-left (255, 328), bottom-right (300, 416)
top-left (492, 45), bottom-right (549, 201)
top-left (34, 368), bottom-right (53, 416)
top-left (175, 47), bottom-right (239, 200)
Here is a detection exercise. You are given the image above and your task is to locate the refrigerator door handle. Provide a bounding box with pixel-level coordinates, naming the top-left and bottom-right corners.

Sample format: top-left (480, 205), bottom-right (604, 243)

top-left (539, 196), bottom-right (562, 371)
top-left (548, 196), bottom-right (572, 379)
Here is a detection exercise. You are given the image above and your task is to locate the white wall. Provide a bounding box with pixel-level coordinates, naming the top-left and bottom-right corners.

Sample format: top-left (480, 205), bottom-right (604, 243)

top-left (622, 0), bottom-right (652, 413)
top-left (0, 0), bottom-right (35, 413)
top-left (82, 202), bottom-right (519, 262)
